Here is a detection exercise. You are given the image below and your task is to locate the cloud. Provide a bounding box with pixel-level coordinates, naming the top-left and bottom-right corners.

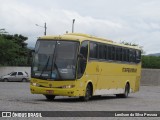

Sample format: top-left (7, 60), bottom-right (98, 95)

top-left (0, 0), bottom-right (160, 54)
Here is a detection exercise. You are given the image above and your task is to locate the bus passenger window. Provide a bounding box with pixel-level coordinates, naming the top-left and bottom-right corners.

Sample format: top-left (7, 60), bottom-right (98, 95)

top-left (122, 48), bottom-right (127, 62)
top-left (108, 46), bottom-right (112, 60)
top-left (119, 48), bottom-right (122, 61)
top-left (126, 49), bottom-right (129, 62)
top-left (129, 49), bottom-right (135, 62)
top-left (89, 42), bottom-right (98, 59)
top-left (116, 47), bottom-right (119, 61)
top-left (105, 45), bottom-right (108, 60)
top-left (99, 44), bottom-right (106, 59)
top-left (112, 46), bottom-right (116, 60)
top-left (116, 47), bottom-right (122, 61)
top-left (136, 50), bottom-right (141, 63)
top-left (133, 50), bottom-right (136, 63)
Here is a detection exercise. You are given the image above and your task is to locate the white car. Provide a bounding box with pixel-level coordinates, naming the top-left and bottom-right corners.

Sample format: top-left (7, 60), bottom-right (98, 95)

top-left (0, 71), bottom-right (29, 82)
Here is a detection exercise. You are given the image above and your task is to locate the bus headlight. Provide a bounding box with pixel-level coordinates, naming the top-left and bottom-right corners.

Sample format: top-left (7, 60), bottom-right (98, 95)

top-left (31, 82), bottom-right (40, 87)
top-left (61, 85), bottom-right (75, 89)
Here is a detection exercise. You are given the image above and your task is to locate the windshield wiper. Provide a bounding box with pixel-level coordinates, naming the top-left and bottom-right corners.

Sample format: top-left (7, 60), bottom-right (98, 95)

top-left (54, 62), bottom-right (62, 79)
top-left (39, 56), bottom-right (50, 79)
top-left (51, 41), bottom-right (62, 80)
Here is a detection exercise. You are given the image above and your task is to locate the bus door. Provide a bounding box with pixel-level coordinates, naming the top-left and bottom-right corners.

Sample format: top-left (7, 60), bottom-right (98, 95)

top-left (86, 42), bottom-right (100, 91)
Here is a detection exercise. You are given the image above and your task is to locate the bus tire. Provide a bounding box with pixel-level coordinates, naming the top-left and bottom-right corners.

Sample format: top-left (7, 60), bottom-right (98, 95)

top-left (116, 83), bottom-right (130, 98)
top-left (80, 83), bottom-right (92, 101)
top-left (45, 95), bottom-right (55, 101)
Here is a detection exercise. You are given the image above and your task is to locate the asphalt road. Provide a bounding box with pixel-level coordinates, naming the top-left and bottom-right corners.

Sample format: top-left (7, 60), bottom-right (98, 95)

top-left (0, 82), bottom-right (160, 120)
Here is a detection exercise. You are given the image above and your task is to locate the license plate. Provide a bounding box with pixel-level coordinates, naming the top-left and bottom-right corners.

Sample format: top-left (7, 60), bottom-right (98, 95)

top-left (46, 90), bottom-right (54, 94)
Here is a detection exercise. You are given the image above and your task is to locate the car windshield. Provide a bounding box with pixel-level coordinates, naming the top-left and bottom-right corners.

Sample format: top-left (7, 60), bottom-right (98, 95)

top-left (8, 72), bottom-right (14, 75)
top-left (32, 40), bottom-right (79, 80)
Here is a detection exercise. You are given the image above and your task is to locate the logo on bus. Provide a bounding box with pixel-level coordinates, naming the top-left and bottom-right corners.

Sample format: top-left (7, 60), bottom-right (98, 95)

top-left (122, 68), bottom-right (137, 73)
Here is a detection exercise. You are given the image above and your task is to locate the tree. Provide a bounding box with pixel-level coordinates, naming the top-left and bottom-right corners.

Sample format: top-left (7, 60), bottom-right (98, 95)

top-left (0, 33), bottom-right (32, 66)
top-left (142, 56), bottom-right (160, 69)
top-left (120, 41), bottom-right (160, 69)
top-left (0, 36), bottom-right (19, 65)
top-left (120, 41), bottom-right (145, 54)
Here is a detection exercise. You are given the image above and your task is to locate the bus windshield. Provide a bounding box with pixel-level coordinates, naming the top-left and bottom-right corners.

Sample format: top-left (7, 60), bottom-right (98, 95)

top-left (32, 40), bottom-right (79, 80)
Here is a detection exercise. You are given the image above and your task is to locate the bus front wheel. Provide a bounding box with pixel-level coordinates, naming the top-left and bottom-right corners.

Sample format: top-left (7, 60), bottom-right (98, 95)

top-left (45, 95), bottom-right (55, 101)
top-left (116, 83), bottom-right (130, 98)
top-left (80, 84), bottom-right (92, 101)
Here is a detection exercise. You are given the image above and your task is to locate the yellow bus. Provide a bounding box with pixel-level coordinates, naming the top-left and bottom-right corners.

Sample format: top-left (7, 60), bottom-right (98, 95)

top-left (30, 33), bottom-right (141, 101)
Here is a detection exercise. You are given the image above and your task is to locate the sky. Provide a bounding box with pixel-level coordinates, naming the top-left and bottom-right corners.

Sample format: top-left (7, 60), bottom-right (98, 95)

top-left (0, 0), bottom-right (160, 54)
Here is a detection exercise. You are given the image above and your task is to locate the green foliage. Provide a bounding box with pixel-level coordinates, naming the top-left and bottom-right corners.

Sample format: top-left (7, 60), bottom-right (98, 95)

top-left (120, 41), bottom-right (145, 54)
top-left (120, 41), bottom-right (138, 46)
top-left (120, 41), bottom-right (160, 69)
top-left (0, 33), bottom-right (32, 66)
top-left (142, 56), bottom-right (160, 69)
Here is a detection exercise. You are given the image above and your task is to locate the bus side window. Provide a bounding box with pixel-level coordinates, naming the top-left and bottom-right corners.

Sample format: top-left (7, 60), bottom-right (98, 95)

top-left (122, 48), bottom-right (125, 62)
top-left (99, 44), bottom-right (106, 60)
top-left (129, 49), bottom-right (133, 62)
top-left (108, 46), bottom-right (112, 60)
top-left (112, 46), bottom-right (116, 60)
top-left (116, 47), bottom-right (119, 61)
top-left (116, 47), bottom-right (122, 61)
top-left (129, 49), bottom-right (136, 63)
top-left (78, 41), bottom-right (88, 79)
top-left (133, 50), bottom-right (136, 63)
top-left (105, 45), bottom-right (108, 60)
top-left (126, 49), bottom-right (129, 62)
top-left (89, 42), bottom-right (98, 59)
top-left (136, 50), bottom-right (141, 63)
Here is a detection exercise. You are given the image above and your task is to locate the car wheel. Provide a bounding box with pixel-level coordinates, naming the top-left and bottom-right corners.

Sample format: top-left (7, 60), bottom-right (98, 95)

top-left (22, 78), bottom-right (27, 82)
top-left (3, 78), bottom-right (8, 82)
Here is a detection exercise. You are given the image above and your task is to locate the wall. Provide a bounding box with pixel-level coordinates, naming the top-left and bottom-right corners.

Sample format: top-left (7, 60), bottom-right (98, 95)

top-left (141, 69), bottom-right (160, 86)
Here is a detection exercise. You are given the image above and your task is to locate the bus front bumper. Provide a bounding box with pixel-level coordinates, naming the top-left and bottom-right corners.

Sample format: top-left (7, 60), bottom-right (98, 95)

top-left (30, 85), bottom-right (81, 97)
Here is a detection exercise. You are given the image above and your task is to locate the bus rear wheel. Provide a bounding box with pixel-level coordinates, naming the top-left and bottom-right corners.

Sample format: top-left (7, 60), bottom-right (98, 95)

top-left (45, 95), bottom-right (55, 101)
top-left (80, 84), bottom-right (92, 101)
top-left (116, 83), bottom-right (130, 98)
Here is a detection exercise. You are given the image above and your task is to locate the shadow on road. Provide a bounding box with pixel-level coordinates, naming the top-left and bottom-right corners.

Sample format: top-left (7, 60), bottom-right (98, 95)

top-left (35, 95), bottom-right (133, 103)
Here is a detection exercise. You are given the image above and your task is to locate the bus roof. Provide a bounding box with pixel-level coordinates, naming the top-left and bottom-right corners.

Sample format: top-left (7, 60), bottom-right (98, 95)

top-left (39, 33), bottom-right (141, 50)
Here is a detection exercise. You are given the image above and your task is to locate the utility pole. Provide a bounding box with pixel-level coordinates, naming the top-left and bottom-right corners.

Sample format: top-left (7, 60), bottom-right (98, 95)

top-left (72, 19), bottom-right (75, 33)
top-left (35, 22), bottom-right (47, 36)
top-left (44, 22), bottom-right (47, 35)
